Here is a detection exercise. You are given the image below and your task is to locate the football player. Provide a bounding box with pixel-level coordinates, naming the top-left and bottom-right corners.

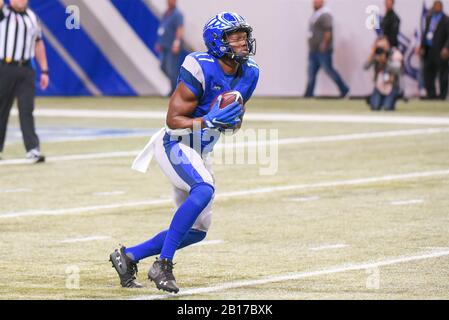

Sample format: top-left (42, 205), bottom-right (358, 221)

top-left (110, 12), bottom-right (259, 293)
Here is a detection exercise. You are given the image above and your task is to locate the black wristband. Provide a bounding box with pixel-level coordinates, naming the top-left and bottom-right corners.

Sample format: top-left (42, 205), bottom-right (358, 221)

top-left (41, 70), bottom-right (49, 75)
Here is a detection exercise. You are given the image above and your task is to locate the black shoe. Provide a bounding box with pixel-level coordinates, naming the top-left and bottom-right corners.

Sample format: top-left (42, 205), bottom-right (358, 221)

top-left (109, 246), bottom-right (143, 288)
top-left (148, 258), bottom-right (179, 293)
top-left (340, 87), bottom-right (350, 99)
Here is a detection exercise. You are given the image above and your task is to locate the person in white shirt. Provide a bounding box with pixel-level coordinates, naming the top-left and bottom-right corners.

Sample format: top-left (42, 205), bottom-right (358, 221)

top-left (0, 0), bottom-right (49, 163)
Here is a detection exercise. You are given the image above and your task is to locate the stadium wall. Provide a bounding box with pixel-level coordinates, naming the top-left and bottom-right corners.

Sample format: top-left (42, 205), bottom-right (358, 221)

top-left (162, 0), bottom-right (448, 98)
top-left (19, 0), bottom-right (449, 97)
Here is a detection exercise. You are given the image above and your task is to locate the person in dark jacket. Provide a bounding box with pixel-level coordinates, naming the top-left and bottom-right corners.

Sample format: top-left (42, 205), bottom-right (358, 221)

top-left (418, 1), bottom-right (449, 100)
top-left (380, 0), bottom-right (401, 48)
top-left (155, 0), bottom-right (184, 96)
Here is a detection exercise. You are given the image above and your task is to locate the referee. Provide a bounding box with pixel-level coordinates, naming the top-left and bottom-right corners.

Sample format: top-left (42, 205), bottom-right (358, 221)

top-left (0, 0), bottom-right (49, 163)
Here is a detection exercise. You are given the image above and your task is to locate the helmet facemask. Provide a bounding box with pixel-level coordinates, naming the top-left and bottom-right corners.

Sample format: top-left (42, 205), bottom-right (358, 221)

top-left (222, 26), bottom-right (257, 64)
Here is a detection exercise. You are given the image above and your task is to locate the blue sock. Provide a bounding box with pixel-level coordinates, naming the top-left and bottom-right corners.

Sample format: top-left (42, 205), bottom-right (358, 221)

top-left (125, 229), bottom-right (206, 262)
top-left (160, 183), bottom-right (214, 260)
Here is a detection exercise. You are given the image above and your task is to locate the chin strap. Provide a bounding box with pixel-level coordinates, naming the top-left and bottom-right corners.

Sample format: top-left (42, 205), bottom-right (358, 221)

top-left (225, 51), bottom-right (249, 64)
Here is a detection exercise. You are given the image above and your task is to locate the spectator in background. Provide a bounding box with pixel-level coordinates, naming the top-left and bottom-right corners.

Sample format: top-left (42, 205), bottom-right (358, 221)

top-left (418, 1), bottom-right (449, 100)
top-left (365, 36), bottom-right (403, 111)
top-left (156, 0), bottom-right (184, 95)
top-left (380, 0), bottom-right (401, 48)
top-left (305, 0), bottom-right (349, 98)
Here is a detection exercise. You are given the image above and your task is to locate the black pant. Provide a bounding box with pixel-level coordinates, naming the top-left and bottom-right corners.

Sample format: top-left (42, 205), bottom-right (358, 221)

top-left (0, 64), bottom-right (39, 153)
top-left (423, 56), bottom-right (449, 100)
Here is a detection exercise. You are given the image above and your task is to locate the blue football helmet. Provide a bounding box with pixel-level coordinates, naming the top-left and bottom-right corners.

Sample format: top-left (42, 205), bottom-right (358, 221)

top-left (203, 12), bottom-right (256, 63)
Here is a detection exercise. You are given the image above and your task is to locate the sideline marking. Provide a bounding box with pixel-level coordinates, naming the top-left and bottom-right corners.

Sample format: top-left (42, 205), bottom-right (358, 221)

top-left (60, 236), bottom-right (111, 243)
top-left (131, 249), bottom-right (449, 300)
top-left (0, 188), bottom-right (31, 194)
top-left (309, 244), bottom-right (349, 251)
top-left (284, 196), bottom-right (320, 203)
top-left (1, 127), bottom-right (448, 166)
top-left (1, 169), bottom-right (448, 219)
top-left (391, 199), bottom-right (424, 206)
top-left (11, 109), bottom-right (449, 125)
top-left (93, 191), bottom-right (127, 196)
top-left (191, 240), bottom-right (224, 247)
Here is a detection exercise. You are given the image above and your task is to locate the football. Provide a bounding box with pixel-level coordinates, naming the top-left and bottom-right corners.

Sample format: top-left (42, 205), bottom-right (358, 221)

top-left (210, 91), bottom-right (245, 130)
top-left (213, 90), bottom-right (244, 109)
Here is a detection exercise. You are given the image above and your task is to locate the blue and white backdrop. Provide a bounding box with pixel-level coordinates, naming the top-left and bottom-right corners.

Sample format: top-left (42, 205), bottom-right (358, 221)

top-left (5, 0), bottom-right (447, 97)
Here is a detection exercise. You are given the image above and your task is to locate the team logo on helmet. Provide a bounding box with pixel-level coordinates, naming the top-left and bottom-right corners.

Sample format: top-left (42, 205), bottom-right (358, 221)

top-left (203, 12), bottom-right (256, 63)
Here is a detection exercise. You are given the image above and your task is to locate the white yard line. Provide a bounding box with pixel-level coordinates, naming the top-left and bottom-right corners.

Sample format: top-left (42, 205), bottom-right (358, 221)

top-left (191, 240), bottom-right (224, 247)
top-left (424, 247), bottom-right (449, 251)
top-left (309, 244), bottom-right (349, 251)
top-left (10, 109), bottom-right (167, 119)
top-left (130, 249), bottom-right (449, 300)
top-left (11, 109), bottom-right (449, 125)
top-left (247, 114), bottom-right (449, 125)
top-left (5, 132), bottom-right (152, 146)
top-left (0, 151), bottom-right (137, 165)
top-left (216, 170), bottom-right (449, 199)
top-left (261, 127), bottom-right (449, 147)
top-left (0, 199), bottom-right (172, 219)
top-left (93, 191), bottom-right (127, 196)
top-left (1, 169), bottom-right (448, 219)
top-left (1, 127), bottom-right (448, 166)
top-left (284, 196), bottom-right (320, 203)
top-left (59, 236), bottom-right (111, 243)
top-left (0, 188), bottom-right (31, 194)
top-left (390, 199), bottom-right (424, 206)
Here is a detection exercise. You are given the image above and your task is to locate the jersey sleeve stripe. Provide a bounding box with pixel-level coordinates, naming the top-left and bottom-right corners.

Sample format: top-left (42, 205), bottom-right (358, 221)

top-left (181, 55), bottom-right (205, 91)
top-left (179, 66), bottom-right (204, 99)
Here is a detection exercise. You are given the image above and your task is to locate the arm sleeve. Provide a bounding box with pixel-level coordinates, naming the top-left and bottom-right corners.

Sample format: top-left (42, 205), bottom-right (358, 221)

top-left (244, 69), bottom-right (260, 103)
top-left (445, 18), bottom-right (449, 49)
top-left (421, 17), bottom-right (429, 47)
top-left (320, 13), bottom-right (333, 32)
top-left (383, 16), bottom-right (400, 42)
top-left (390, 16), bottom-right (400, 46)
top-left (175, 12), bottom-right (184, 28)
top-left (394, 15), bottom-right (401, 35)
top-left (178, 55), bottom-right (205, 99)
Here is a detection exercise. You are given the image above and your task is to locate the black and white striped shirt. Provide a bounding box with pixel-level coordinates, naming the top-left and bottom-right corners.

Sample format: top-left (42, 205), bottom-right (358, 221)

top-left (0, 5), bottom-right (42, 62)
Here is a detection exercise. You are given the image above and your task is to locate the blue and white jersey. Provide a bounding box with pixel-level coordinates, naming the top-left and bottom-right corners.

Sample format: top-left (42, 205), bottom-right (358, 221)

top-left (172, 52), bottom-right (259, 154)
top-left (179, 52), bottom-right (259, 118)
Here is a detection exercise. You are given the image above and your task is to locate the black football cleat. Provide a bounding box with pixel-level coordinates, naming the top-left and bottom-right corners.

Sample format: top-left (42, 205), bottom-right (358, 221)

top-left (148, 258), bottom-right (179, 293)
top-left (109, 246), bottom-right (143, 288)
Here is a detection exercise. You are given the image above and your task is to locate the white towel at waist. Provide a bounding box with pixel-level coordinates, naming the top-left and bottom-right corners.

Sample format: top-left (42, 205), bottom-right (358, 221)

top-left (131, 127), bottom-right (166, 173)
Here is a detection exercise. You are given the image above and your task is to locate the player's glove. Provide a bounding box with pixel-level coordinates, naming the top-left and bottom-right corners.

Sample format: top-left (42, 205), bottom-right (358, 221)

top-left (203, 96), bottom-right (243, 129)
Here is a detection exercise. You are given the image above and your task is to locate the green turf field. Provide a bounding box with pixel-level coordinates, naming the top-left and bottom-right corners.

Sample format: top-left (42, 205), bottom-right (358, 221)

top-left (0, 97), bottom-right (448, 300)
